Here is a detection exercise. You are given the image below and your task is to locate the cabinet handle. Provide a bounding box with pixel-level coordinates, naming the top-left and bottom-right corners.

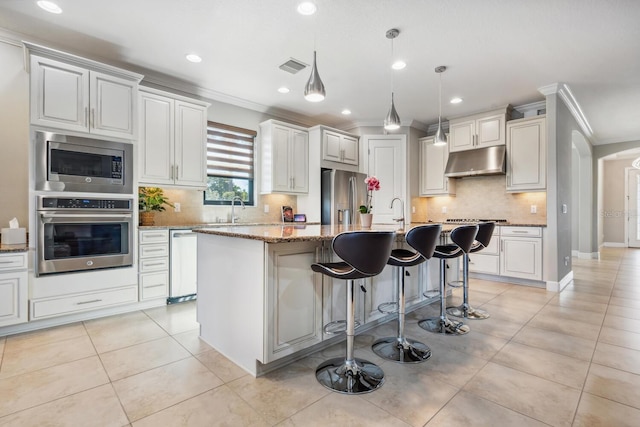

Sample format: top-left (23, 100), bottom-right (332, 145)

top-left (175, 165), bottom-right (179, 180)
top-left (76, 299), bottom-right (102, 305)
top-left (144, 248), bottom-right (166, 253)
top-left (144, 284), bottom-right (165, 289)
top-left (170, 165), bottom-right (174, 180)
top-left (0, 261), bottom-right (15, 264)
top-left (91, 108), bottom-right (95, 128)
top-left (143, 262), bottom-right (166, 267)
top-left (511, 230), bottom-right (529, 234)
top-left (84, 107), bottom-right (88, 127)
top-left (143, 233), bottom-right (166, 238)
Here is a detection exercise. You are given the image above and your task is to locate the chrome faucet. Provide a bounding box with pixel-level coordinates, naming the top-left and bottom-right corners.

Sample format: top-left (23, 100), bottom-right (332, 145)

top-left (390, 197), bottom-right (405, 229)
top-left (231, 196), bottom-right (245, 224)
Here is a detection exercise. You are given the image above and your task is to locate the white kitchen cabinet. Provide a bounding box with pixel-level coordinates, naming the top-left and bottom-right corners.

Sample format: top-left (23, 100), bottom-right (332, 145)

top-left (320, 127), bottom-right (359, 167)
top-left (138, 229), bottom-right (169, 301)
top-left (468, 227), bottom-right (500, 275)
top-left (29, 53), bottom-right (140, 139)
top-left (419, 136), bottom-right (456, 196)
top-left (265, 241), bottom-right (323, 363)
top-left (500, 227), bottom-right (542, 281)
top-left (506, 116), bottom-right (546, 192)
top-left (260, 120), bottom-right (309, 194)
top-left (448, 107), bottom-right (510, 152)
top-left (138, 88), bottom-right (209, 189)
top-left (0, 252), bottom-right (28, 327)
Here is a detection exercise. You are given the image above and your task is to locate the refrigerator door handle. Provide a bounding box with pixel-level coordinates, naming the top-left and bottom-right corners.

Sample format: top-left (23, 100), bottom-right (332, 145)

top-left (348, 176), bottom-right (356, 224)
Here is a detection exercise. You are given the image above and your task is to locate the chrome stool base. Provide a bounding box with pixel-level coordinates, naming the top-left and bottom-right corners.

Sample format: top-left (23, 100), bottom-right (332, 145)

top-left (419, 316), bottom-right (470, 336)
top-left (446, 305), bottom-right (490, 320)
top-left (372, 337), bottom-right (431, 363)
top-left (315, 357), bottom-right (385, 394)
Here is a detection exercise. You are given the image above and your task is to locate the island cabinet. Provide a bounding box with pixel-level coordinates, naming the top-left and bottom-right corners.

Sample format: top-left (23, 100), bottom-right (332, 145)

top-left (448, 107), bottom-right (511, 153)
top-left (0, 252), bottom-right (28, 327)
top-left (506, 116), bottom-right (546, 192)
top-left (138, 88), bottom-right (209, 189)
top-left (260, 120), bottom-right (309, 194)
top-left (27, 45), bottom-right (142, 139)
top-left (419, 136), bottom-right (456, 196)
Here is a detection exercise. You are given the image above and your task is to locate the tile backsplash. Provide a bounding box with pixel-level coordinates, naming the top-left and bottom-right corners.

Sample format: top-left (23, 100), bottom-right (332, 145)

top-left (416, 175), bottom-right (547, 224)
top-left (144, 188), bottom-right (297, 226)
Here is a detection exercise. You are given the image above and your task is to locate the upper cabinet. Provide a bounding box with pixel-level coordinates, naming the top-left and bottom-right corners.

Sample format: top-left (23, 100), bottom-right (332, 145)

top-left (419, 136), bottom-right (455, 196)
top-left (316, 126), bottom-right (359, 168)
top-left (448, 107), bottom-right (511, 152)
top-left (506, 115), bottom-right (546, 192)
top-left (138, 88), bottom-right (209, 189)
top-left (260, 120), bottom-right (309, 194)
top-left (27, 43), bottom-right (142, 140)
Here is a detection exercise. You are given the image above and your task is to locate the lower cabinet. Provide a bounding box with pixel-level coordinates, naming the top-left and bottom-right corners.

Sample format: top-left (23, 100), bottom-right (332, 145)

top-left (499, 227), bottom-right (543, 281)
top-left (138, 230), bottom-right (170, 301)
top-left (0, 253), bottom-right (28, 327)
top-left (468, 228), bottom-right (500, 275)
top-left (31, 286), bottom-right (138, 319)
top-left (264, 241), bottom-right (323, 363)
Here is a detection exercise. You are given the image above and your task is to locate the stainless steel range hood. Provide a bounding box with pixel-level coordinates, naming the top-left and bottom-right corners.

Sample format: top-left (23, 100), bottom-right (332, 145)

top-left (444, 145), bottom-right (506, 178)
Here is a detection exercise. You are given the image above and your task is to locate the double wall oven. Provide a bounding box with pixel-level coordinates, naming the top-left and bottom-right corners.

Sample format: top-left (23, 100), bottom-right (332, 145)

top-left (34, 131), bottom-right (135, 276)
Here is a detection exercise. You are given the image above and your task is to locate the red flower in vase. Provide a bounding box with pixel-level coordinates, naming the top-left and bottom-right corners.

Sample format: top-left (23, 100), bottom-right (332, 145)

top-left (360, 176), bottom-right (380, 214)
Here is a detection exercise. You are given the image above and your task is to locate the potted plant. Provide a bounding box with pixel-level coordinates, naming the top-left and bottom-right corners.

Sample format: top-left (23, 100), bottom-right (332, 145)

top-left (138, 187), bottom-right (174, 226)
top-left (359, 176), bottom-right (380, 228)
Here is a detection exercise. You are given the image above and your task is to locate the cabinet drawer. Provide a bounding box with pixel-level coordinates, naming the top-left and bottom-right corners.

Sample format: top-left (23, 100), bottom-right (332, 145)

top-left (139, 230), bottom-right (169, 244)
top-left (468, 253), bottom-right (500, 275)
top-left (140, 271), bottom-right (169, 300)
top-left (0, 253), bottom-right (27, 271)
top-left (31, 285), bottom-right (138, 319)
top-left (139, 243), bottom-right (169, 258)
top-left (501, 226), bottom-right (541, 237)
top-left (139, 257), bottom-right (169, 272)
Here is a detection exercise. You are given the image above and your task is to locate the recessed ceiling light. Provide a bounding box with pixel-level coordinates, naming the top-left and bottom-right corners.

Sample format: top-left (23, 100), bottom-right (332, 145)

top-left (450, 97), bottom-right (463, 104)
top-left (186, 54), bottom-right (202, 63)
top-left (341, 109), bottom-right (351, 115)
top-left (297, 1), bottom-right (317, 15)
top-left (391, 61), bottom-right (406, 70)
top-left (278, 87), bottom-right (290, 94)
top-left (37, 1), bottom-right (62, 14)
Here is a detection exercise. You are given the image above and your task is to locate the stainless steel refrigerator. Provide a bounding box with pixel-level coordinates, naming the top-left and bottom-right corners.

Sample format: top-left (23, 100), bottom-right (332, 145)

top-left (321, 169), bottom-right (367, 226)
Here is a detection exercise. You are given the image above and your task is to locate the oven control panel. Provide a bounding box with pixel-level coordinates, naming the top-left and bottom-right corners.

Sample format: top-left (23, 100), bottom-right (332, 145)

top-left (39, 197), bottom-right (132, 210)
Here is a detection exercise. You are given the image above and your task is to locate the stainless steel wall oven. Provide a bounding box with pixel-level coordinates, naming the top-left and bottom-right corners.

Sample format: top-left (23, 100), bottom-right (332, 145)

top-left (35, 131), bottom-right (133, 194)
top-left (37, 196), bottom-right (134, 275)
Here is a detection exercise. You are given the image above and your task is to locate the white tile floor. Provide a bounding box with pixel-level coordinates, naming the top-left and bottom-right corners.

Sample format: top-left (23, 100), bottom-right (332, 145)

top-left (1, 247), bottom-right (640, 426)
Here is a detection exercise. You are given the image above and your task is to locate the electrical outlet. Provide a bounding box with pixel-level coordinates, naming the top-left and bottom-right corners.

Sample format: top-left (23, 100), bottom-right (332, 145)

top-left (264, 204), bottom-right (269, 213)
top-left (412, 206), bottom-right (416, 214)
top-left (562, 204), bottom-right (568, 214)
top-left (174, 202), bottom-right (181, 213)
top-left (530, 205), bottom-right (537, 214)
top-left (441, 206), bottom-right (447, 214)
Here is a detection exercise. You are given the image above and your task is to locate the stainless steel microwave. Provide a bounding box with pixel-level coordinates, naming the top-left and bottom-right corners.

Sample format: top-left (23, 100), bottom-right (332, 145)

top-left (35, 131), bottom-right (133, 194)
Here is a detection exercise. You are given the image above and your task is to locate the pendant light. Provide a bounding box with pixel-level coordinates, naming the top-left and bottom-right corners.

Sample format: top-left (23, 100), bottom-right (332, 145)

top-left (433, 65), bottom-right (448, 146)
top-left (384, 29), bottom-right (401, 131)
top-left (304, 51), bottom-right (325, 102)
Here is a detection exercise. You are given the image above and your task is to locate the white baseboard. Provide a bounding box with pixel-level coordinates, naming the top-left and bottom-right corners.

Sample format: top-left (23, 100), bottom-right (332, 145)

top-left (546, 270), bottom-right (573, 292)
top-left (603, 242), bottom-right (626, 247)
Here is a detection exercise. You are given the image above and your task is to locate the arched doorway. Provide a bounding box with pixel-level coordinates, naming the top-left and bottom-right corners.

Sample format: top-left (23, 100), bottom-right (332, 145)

top-left (571, 130), bottom-right (595, 258)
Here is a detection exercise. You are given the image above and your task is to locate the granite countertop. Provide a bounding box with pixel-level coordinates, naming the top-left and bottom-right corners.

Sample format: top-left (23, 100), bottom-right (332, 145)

top-left (0, 243), bottom-right (29, 253)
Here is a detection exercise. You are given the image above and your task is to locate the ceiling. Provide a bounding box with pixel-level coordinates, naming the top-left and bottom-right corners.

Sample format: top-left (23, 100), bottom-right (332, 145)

top-left (1, 0), bottom-right (639, 145)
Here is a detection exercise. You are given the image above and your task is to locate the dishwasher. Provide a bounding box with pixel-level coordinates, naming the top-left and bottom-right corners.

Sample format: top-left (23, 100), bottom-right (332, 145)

top-left (168, 229), bottom-right (197, 304)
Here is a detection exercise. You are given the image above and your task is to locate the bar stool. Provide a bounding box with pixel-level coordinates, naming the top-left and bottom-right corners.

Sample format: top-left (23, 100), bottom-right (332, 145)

top-left (418, 224), bottom-right (478, 336)
top-left (447, 222), bottom-right (495, 320)
top-left (372, 224), bottom-right (442, 363)
top-left (311, 230), bottom-right (396, 394)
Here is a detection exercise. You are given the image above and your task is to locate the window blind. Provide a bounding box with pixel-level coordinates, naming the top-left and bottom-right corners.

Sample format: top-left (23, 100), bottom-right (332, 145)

top-left (206, 122), bottom-right (256, 179)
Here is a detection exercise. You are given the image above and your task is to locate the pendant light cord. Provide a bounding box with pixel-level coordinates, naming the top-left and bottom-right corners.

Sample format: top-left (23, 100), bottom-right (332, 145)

top-left (439, 72), bottom-right (442, 123)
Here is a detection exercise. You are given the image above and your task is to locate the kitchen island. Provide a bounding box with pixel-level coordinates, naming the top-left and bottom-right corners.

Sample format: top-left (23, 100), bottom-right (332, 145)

top-left (194, 223), bottom-right (453, 376)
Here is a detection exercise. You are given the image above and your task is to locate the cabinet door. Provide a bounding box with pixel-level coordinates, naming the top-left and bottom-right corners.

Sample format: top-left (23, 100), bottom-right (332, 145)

top-left (341, 135), bottom-right (359, 166)
top-left (0, 271), bottom-right (28, 327)
top-left (30, 55), bottom-right (89, 132)
top-left (290, 129), bottom-right (309, 193)
top-left (449, 119), bottom-right (475, 152)
top-left (265, 242), bottom-right (322, 362)
top-left (138, 92), bottom-right (174, 185)
top-left (271, 126), bottom-right (293, 192)
top-left (90, 71), bottom-right (136, 139)
top-left (420, 137), bottom-right (455, 196)
top-left (507, 117), bottom-right (546, 192)
top-left (322, 130), bottom-right (342, 163)
top-left (175, 101), bottom-right (208, 188)
top-left (366, 135), bottom-right (406, 224)
top-left (500, 237), bottom-right (542, 280)
top-left (476, 114), bottom-right (505, 148)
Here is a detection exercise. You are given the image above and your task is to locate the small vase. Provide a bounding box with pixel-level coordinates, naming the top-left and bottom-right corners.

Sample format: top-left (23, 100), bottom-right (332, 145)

top-left (139, 211), bottom-right (155, 226)
top-left (360, 213), bottom-right (373, 228)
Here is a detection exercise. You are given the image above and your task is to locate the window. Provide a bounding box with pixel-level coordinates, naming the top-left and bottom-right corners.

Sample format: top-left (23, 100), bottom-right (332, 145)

top-left (204, 122), bottom-right (256, 205)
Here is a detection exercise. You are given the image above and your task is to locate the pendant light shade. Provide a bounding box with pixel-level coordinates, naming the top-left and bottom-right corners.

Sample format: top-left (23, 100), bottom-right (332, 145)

top-left (383, 28), bottom-right (401, 131)
top-left (304, 51), bottom-right (325, 102)
top-left (433, 65), bottom-right (448, 146)
top-left (384, 93), bottom-right (401, 130)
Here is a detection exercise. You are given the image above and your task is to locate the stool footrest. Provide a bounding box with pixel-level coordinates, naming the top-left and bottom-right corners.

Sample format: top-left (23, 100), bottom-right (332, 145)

top-left (377, 302), bottom-right (398, 314)
top-left (323, 319), bottom-right (362, 335)
top-left (422, 290), bottom-right (440, 299)
top-left (447, 280), bottom-right (464, 288)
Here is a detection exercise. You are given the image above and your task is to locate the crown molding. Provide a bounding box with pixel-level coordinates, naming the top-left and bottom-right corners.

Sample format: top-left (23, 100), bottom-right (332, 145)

top-left (538, 83), bottom-right (560, 96)
top-left (512, 100), bottom-right (547, 118)
top-left (538, 82), bottom-right (594, 141)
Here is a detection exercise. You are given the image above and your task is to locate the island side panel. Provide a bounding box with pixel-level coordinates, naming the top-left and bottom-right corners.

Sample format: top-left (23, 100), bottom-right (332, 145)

top-left (197, 233), bottom-right (265, 376)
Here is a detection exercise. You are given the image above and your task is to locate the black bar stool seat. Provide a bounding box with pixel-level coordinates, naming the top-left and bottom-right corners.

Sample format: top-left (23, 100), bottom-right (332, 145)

top-left (311, 230), bottom-right (395, 395)
top-left (372, 224), bottom-right (442, 363)
top-left (419, 224), bottom-right (478, 336)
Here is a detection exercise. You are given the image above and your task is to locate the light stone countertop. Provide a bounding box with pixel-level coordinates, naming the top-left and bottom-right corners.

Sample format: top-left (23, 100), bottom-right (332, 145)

top-left (0, 243), bottom-right (28, 253)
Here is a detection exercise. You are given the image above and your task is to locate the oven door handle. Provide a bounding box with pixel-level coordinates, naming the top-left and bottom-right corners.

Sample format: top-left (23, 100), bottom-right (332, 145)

top-left (40, 213), bottom-right (133, 221)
